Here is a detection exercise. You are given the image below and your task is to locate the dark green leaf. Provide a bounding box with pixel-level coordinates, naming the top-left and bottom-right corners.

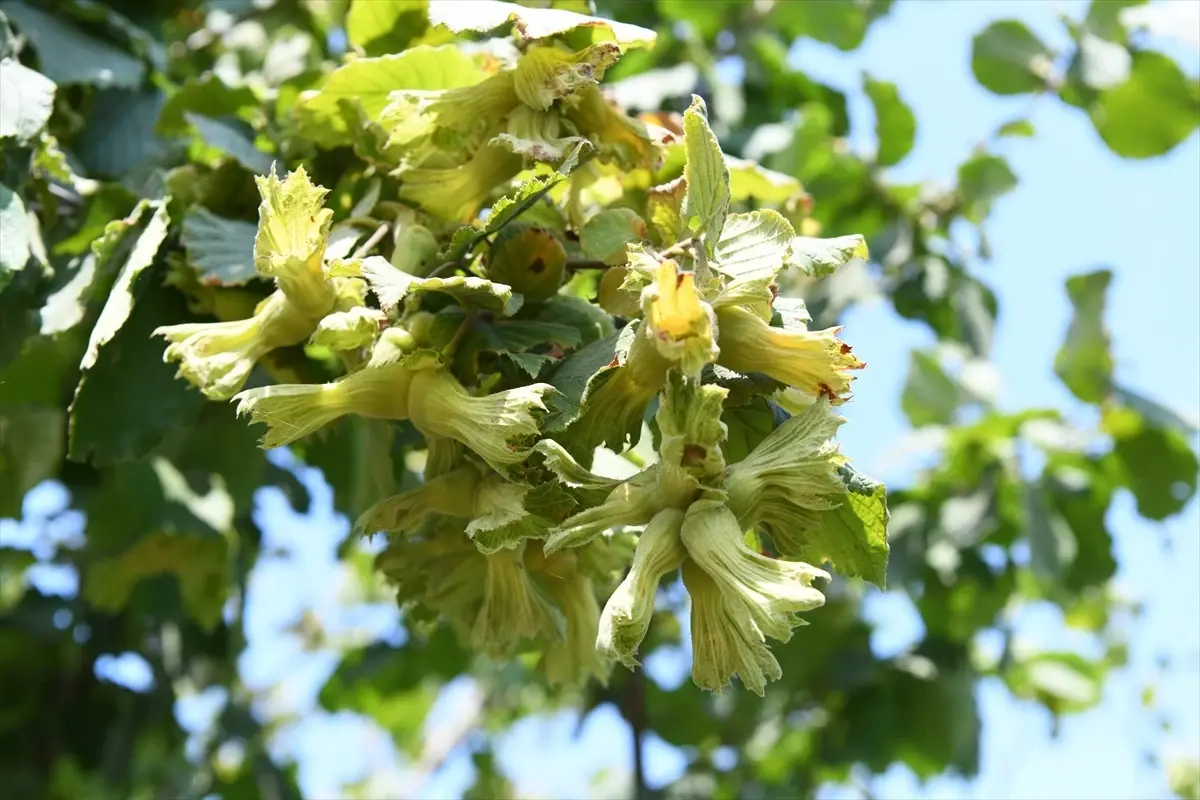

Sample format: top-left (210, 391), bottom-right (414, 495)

top-left (180, 207), bottom-right (258, 286)
top-left (156, 73), bottom-right (259, 136)
top-left (0, 1), bottom-right (145, 88)
top-left (185, 112), bottom-right (274, 175)
top-left (75, 89), bottom-right (170, 177)
top-left (0, 405), bottom-right (63, 516)
top-left (1025, 479), bottom-right (1077, 584)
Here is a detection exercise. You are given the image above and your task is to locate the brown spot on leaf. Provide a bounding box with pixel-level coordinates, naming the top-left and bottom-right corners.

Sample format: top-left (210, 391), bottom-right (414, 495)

top-left (840, 343), bottom-right (852, 354)
top-left (607, 355), bottom-right (621, 368)
top-left (682, 445), bottom-right (707, 467)
top-left (818, 383), bottom-right (839, 401)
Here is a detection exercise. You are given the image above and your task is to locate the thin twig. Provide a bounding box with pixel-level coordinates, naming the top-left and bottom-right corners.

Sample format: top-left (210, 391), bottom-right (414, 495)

top-left (565, 258), bottom-right (608, 271)
top-left (350, 223), bottom-right (390, 261)
top-left (628, 667), bottom-right (647, 800)
top-left (425, 259), bottom-right (458, 279)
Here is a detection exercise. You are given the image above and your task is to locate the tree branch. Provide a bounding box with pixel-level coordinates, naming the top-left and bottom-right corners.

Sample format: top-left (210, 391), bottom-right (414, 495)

top-left (627, 667), bottom-right (647, 800)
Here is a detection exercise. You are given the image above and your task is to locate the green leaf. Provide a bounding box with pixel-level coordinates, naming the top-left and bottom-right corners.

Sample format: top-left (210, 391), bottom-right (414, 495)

top-left (682, 94), bottom-right (730, 255)
top-left (1054, 269), bottom-right (1113, 404)
top-left (713, 209), bottom-right (795, 282)
top-left (1044, 453), bottom-right (1117, 592)
top-left (770, 0), bottom-right (883, 51)
top-left (77, 201), bottom-right (170, 374)
top-left (459, 317), bottom-right (582, 378)
top-left (1112, 386), bottom-right (1199, 436)
top-left (725, 156), bottom-right (805, 204)
top-left (0, 55), bottom-right (55, 142)
top-left (180, 207), bottom-right (259, 287)
top-left (483, 171), bottom-right (567, 238)
top-left (544, 328), bottom-right (623, 430)
top-left (156, 73), bottom-right (259, 136)
top-left (0, 182), bottom-right (29, 279)
top-left (427, 0), bottom-right (656, 50)
top-left (863, 73), bottom-right (916, 167)
top-left (901, 349), bottom-right (961, 428)
top-left (1089, 51), bottom-right (1200, 159)
top-left (530, 294), bottom-right (614, 345)
top-left (68, 203), bottom-right (195, 464)
top-left (957, 153), bottom-right (1017, 221)
top-left (330, 256), bottom-right (522, 315)
top-left (346, 0), bottom-right (427, 54)
top-left (721, 397), bottom-right (784, 465)
top-left (52, 183), bottom-right (137, 257)
top-left (184, 112), bottom-right (274, 175)
top-left (0, 405), bottom-right (63, 516)
top-left (996, 118), bottom-right (1036, 138)
top-left (772, 297), bottom-right (811, 330)
top-left (0, 1), bottom-right (144, 88)
top-left (297, 46), bottom-right (486, 147)
top-left (487, 320), bottom-right (581, 352)
top-left (1025, 479), bottom-right (1077, 584)
top-left (580, 208), bottom-right (648, 266)
top-left (1104, 406), bottom-right (1199, 521)
top-left (658, 0), bottom-right (739, 39)
top-left (787, 233), bottom-right (869, 277)
top-left (68, 278), bottom-right (205, 465)
top-left (808, 465), bottom-right (890, 588)
top-left (1006, 651), bottom-right (1104, 714)
top-left (75, 89), bottom-right (169, 177)
top-left (971, 19), bottom-right (1053, 95)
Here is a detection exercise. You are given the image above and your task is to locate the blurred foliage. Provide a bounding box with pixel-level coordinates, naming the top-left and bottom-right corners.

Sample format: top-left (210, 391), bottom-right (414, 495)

top-left (0, 1), bottom-right (1197, 799)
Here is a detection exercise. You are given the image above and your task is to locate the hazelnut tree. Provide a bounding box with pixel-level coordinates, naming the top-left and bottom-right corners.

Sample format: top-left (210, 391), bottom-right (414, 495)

top-left (0, 1), bottom-right (1196, 798)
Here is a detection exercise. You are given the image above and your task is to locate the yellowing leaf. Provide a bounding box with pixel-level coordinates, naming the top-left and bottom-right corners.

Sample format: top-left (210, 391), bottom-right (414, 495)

top-left (428, 0), bottom-right (656, 50)
top-left (726, 156), bottom-right (804, 204)
top-left (787, 234), bottom-right (869, 277)
top-left (713, 210), bottom-right (796, 283)
top-left (297, 46), bottom-right (487, 147)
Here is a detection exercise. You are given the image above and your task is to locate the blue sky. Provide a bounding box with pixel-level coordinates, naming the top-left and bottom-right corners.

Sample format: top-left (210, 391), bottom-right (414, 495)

top-left (4, 1), bottom-right (1198, 798)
